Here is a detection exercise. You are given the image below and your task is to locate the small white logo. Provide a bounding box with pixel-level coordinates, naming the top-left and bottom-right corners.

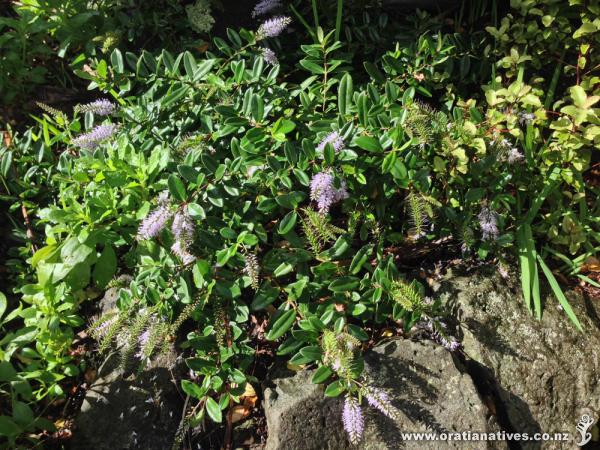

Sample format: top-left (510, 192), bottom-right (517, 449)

top-left (576, 414), bottom-right (595, 447)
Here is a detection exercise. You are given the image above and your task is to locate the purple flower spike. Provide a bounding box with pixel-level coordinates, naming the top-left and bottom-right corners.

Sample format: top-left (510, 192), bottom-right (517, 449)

top-left (317, 131), bottom-right (345, 154)
top-left (365, 387), bottom-right (398, 419)
top-left (342, 396), bottom-right (364, 445)
top-left (257, 16), bottom-right (291, 39)
top-left (262, 48), bottom-right (279, 66)
top-left (171, 240), bottom-right (196, 265)
top-left (310, 171), bottom-right (348, 214)
top-left (77, 99), bottom-right (116, 116)
top-left (172, 208), bottom-right (195, 244)
top-left (71, 124), bottom-right (118, 149)
top-left (507, 147), bottom-right (524, 164)
top-left (477, 207), bottom-right (499, 241)
top-left (252, 0), bottom-right (281, 17)
top-left (137, 204), bottom-right (172, 241)
top-left (136, 329), bottom-right (151, 359)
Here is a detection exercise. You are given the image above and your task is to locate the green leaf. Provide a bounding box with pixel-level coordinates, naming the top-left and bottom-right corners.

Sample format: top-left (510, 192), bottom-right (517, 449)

top-left (183, 51), bottom-right (197, 79)
top-left (338, 73), bottom-right (353, 116)
top-left (299, 345), bottom-right (322, 362)
top-left (162, 85), bottom-right (190, 109)
top-left (93, 245), bottom-right (117, 288)
top-left (299, 60), bottom-right (325, 74)
top-left (347, 324), bottom-right (368, 341)
top-left (188, 203), bottom-right (206, 220)
top-left (323, 143), bottom-right (335, 165)
top-left (363, 61), bottom-right (385, 83)
top-left (537, 255), bottom-right (583, 331)
top-left (168, 174), bottom-right (187, 202)
top-left (12, 401), bottom-right (33, 426)
top-left (110, 48), bottom-right (124, 73)
top-left (273, 262), bottom-right (294, 277)
top-left (251, 283), bottom-right (280, 310)
top-left (311, 365), bottom-right (333, 384)
top-left (185, 358), bottom-right (216, 374)
top-left (266, 309), bottom-right (296, 340)
top-left (205, 397), bottom-right (222, 423)
top-left (357, 93), bottom-right (368, 126)
top-left (355, 136), bottom-right (383, 152)
top-left (328, 277), bottom-right (360, 292)
top-left (324, 380), bottom-right (345, 397)
top-left (0, 362), bottom-right (17, 382)
top-left (570, 85), bottom-right (587, 108)
top-left (278, 211), bottom-right (298, 235)
top-left (0, 292), bottom-right (6, 322)
top-left (0, 416), bottom-right (21, 437)
top-left (573, 22), bottom-right (597, 39)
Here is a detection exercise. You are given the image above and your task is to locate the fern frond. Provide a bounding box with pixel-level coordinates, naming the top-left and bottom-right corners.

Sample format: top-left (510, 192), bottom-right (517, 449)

top-left (406, 192), bottom-right (429, 240)
top-left (390, 279), bottom-right (423, 312)
top-left (301, 208), bottom-right (344, 256)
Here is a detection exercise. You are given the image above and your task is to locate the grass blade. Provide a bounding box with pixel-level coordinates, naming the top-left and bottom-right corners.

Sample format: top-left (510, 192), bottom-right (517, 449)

top-left (311, 0), bottom-right (319, 30)
top-left (516, 226), bottom-right (532, 313)
top-left (523, 224), bottom-right (541, 319)
top-left (537, 255), bottom-right (583, 331)
top-left (289, 4), bottom-right (316, 42)
top-left (335, 0), bottom-right (343, 42)
top-left (577, 274), bottom-right (600, 288)
top-left (524, 166), bottom-right (560, 225)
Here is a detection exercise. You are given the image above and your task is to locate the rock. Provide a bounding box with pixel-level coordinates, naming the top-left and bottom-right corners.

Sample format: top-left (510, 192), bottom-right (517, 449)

top-left (264, 339), bottom-right (504, 449)
top-left (439, 268), bottom-right (600, 448)
top-left (71, 348), bottom-right (185, 450)
top-left (98, 275), bottom-right (133, 314)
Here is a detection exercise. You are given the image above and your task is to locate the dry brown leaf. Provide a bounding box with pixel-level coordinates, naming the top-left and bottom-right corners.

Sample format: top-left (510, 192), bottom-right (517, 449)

top-left (2, 130), bottom-right (12, 147)
top-left (84, 368), bottom-right (97, 384)
top-left (230, 405), bottom-right (251, 423)
top-left (241, 382), bottom-right (256, 399)
top-left (581, 256), bottom-right (600, 273)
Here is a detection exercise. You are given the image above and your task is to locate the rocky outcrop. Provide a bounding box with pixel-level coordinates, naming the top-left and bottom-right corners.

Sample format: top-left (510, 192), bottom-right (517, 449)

top-left (264, 339), bottom-right (504, 449)
top-left (72, 277), bottom-right (184, 450)
top-left (439, 268), bottom-right (600, 449)
top-left (71, 349), bottom-right (184, 450)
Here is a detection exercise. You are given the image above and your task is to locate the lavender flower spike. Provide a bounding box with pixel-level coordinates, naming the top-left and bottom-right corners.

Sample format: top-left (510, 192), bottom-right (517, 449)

top-left (507, 147), bottom-right (524, 164)
top-left (478, 207), bottom-right (499, 241)
top-left (137, 203), bottom-right (172, 240)
top-left (252, 0), bottom-right (281, 17)
top-left (171, 240), bottom-right (196, 265)
top-left (317, 131), bottom-right (345, 154)
top-left (136, 329), bottom-right (151, 359)
top-left (77, 99), bottom-right (116, 116)
top-left (172, 208), bottom-right (195, 244)
top-left (342, 396), bottom-right (364, 445)
top-left (257, 16), bottom-right (291, 39)
top-left (365, 387), bottom-right (398, 419)
top-left (262, 48), bottom-right (279, 66)
top-left (71, 124), bottom-right (118, 150)
top-left (310, 171), bottom-right (348, 214)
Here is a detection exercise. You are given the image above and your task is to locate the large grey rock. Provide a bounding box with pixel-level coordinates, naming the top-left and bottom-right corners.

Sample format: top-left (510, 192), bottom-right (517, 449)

top-left (440, 268), bottom-right (600, 448)
top-left (264, 339), bottom-right (504, 449)
top-left (71, 349), bottom-right (185, 450)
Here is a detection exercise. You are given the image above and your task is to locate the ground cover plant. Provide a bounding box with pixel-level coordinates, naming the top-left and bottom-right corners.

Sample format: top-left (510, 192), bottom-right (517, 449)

top-left (0, 0), bottom-right (599, 448)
